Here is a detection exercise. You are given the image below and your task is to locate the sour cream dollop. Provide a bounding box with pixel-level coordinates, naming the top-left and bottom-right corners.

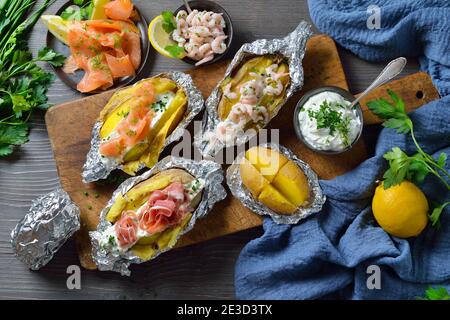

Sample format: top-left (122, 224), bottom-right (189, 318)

top-left (298, 91), bottom-right (362, 152)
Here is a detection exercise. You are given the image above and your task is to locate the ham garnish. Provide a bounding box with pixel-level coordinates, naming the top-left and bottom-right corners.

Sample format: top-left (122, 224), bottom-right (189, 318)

top-left (115, 210), bottom-right (138, 247)
top-left (138, 182), bottom-right (190, 234)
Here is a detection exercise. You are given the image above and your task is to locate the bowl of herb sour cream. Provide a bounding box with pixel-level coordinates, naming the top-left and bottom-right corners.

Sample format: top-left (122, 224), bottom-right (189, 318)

top-left (293, 86), bottom-right (363, 154)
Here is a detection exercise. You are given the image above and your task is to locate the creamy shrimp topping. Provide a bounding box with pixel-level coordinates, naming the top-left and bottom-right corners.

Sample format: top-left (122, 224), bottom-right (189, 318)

top-left (208, 64), bottom-right (288, 146)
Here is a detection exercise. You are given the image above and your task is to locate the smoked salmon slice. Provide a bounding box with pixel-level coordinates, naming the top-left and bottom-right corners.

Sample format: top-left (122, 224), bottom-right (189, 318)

top-left (105, 53), bottom-right (135, 78)
top-left (99, 82), bottom-right (155, 158)
top-left (99, 136), bottom-right (126, 157)
top-left (65, 19), bottom-right (141, 93)
top-left (104, 0), bottom-right (134, 21)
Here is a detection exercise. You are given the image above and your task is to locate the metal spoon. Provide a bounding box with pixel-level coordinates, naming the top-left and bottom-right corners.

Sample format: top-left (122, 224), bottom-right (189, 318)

top-left (349, 57), bottom-right (407, 109)
top-left (183, 0), bottom-right (193, 14)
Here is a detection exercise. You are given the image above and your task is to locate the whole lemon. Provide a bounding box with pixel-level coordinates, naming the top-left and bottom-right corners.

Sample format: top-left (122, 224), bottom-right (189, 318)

top-left (372, 181), bottom-right (429, 238)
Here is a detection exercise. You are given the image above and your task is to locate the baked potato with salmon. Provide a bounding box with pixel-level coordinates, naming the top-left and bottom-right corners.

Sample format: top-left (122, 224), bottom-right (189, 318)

top-left (82, 72), bottom-right (204, 183)
top-left (98, 76), bottom-right (187, 175)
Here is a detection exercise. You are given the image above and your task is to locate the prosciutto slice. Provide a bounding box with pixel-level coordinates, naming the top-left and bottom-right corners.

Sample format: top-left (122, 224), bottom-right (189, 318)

top-left (115, 210), bottom-right (138, 247)
top-left (138, 182), bottom-right (190, 234)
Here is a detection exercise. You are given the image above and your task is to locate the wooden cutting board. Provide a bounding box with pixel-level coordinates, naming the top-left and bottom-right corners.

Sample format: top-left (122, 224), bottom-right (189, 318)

top-left (45, 35), bottom-right (440, 269)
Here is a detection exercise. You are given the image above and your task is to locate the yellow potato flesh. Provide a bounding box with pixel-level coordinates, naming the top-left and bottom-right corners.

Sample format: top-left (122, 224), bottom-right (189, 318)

top-left (239, 158), bottom-right (269, 197)
top-left (106, 194), bottom-right (127, 222)
top-left (131, 213), bottom-right (192, 260)
top-left (258, 184), bottom-right (297, 214)
top-left (272, 161), bottom-right (309, 207)
top-left (245, 146), bottom-right (288, 182)
top-left (239, 146), bottom-right (310, 215)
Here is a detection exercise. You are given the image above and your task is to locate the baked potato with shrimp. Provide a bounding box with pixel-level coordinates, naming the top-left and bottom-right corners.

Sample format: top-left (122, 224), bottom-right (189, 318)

top-left (210, 55), bottom-right (290, 145)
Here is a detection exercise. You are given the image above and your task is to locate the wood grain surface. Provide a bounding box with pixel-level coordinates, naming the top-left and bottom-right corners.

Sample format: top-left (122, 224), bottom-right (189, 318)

top-left (0, 0), bottom-right (433, 299)
top-left (46, 34), bottom-right (365, 269)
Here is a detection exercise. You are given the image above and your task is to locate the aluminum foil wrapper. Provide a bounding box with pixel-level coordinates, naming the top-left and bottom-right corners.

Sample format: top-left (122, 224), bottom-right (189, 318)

top-left (90, 156), bottom-right (227, 275)
top-left (194, 21), bottom-right (312, 157)
top-left (10, 189), bottom-right (80, 270)
top-left (82, 71), bottom-right (204, 183)
top-left (227, 143), bottom-right (326, 224)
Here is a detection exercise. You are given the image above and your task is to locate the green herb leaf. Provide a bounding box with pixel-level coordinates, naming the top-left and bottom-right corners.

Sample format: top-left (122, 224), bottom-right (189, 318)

top-left (307, 100), bottom-right (351, 146)
top-left (73, 0), bottom-right (86, 5)
top-left (382, 147), bottom-right (431, 188)
top-left (161, 11), bottom-right (176, 33)
top-left (437, 152), bottom-right (447, 168)
top-left (164, 44), bottom-right (185, 59)
top-left (429, 202), bottom-right (449, 228)
top-left (0, 0), bottom-right (56, 157)
top-left (0, 144), bottom-right (13, 156)
top-left (0, 124), bottom-right (29, 146)
top-left (38, 48), bottom-right (66, 67)
top-left (61, 6), bottom-right (82, 21)
top-left (11, 94), bottom-right (31, 116)
top-left (366, 89), bottom-right (412, 134)
top-left (420, 286), bottom-right (450, 300)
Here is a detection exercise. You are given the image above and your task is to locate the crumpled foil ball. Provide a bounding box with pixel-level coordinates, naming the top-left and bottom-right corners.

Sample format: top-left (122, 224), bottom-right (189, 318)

top-left (11, 188), bottom-right (80, 270)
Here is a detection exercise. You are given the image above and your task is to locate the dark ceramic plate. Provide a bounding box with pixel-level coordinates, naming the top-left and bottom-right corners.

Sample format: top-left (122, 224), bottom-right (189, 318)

top-left (293, 86), bottom-right (364, 155)
top-left (46, 1), bottom-right (150, 94)
top-left (174, 0), bottom-right (233, 66)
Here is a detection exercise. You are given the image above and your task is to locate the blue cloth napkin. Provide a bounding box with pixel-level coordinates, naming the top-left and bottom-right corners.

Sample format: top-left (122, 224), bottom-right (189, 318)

top-left (235, 0), bottom-right (450, 300)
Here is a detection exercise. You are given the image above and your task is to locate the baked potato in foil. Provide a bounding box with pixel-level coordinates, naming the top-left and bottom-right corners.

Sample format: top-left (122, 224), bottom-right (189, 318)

top-left (82, 72), bottom-right (204, 183)
top-left (194, 22), bottom-right (312, 157)
top-left (90, 156), bottom-right (226, 275)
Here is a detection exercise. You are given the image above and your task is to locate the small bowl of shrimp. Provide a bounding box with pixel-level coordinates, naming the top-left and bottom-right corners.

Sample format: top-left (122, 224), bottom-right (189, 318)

top-left (173, 0), bottom-right (233, 67)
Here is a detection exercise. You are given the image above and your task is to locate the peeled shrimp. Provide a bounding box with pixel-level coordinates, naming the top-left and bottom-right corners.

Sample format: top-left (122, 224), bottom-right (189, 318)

top-left (195, 53), bottom-right (214, 66)
top-left (223, 83), bottom-right (237, 100)
top-left (211, 35), bottom-right (227, 54)
top-left (171, 9), bottom-right (228, 66)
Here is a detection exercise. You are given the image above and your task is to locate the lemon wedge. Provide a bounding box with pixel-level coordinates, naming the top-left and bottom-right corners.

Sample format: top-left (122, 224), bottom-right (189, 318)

top-left (148, 15), bottom-right (186, 59)
top-left (90, 0), bottom-right (110, 20)
top-left (41, 15), bottom-right (70, 45)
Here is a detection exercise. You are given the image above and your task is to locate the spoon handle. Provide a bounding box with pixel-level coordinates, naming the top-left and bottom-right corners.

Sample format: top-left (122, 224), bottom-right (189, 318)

top-left (350, 57), bottom-right (407, 108)
top-left (183, 0), bottom-right (193, 14)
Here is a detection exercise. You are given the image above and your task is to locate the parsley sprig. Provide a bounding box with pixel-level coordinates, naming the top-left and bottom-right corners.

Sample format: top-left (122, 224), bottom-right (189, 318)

top-left (367, 89), bottom-right (450, 226)
top-left (161, 11), bottom-right (176, 33)
top-left (0, 0), bottom-right (65, 156)
top-left (60, 0), bottom-right (93, 21)
top-left (417, 286), bottom-right (450, 300)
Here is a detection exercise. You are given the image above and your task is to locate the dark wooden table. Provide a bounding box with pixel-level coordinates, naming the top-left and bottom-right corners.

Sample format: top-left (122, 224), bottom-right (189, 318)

top-left (0, 0), bottom-right (420, 299)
